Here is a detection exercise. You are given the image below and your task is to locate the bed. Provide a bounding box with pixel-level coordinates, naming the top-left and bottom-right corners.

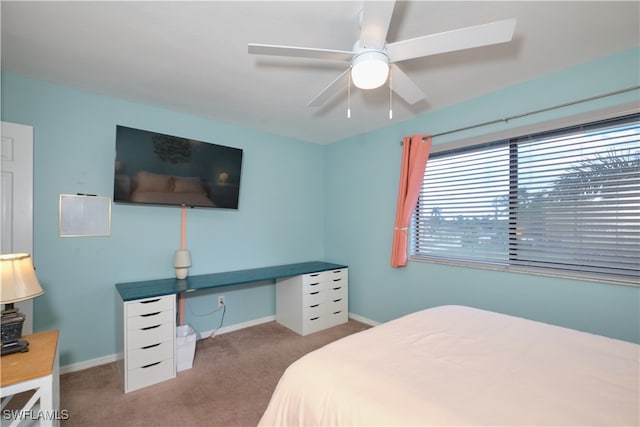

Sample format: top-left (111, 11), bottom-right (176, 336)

top-left (259, 305), bottom-right (639, 426)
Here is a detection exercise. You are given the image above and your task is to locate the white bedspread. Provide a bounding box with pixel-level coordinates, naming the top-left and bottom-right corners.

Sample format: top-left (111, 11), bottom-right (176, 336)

top-left (259, 305), bottom-right (639, 426)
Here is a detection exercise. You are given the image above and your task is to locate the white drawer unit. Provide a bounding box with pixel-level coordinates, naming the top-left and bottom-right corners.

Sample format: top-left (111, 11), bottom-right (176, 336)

top-left (122, 294), bottom-right (176, 393)
top-left (325, 269), bottom-right (348, 328)
top-left (276, 268), bottom-right (348, 336)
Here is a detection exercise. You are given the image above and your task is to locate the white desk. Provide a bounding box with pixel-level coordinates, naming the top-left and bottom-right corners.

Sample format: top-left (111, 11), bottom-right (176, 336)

top-left (116, 261), bottom-right (348, 392)
top-left (1, 330), bottom-right (60, 427)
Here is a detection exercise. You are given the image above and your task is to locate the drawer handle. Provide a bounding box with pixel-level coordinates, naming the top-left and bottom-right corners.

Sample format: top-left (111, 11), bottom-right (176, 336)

top-left (310, 304), bottom-right (319, 308)
top-left (141, 343), bottom-right (161, 350)
top-left (310, 273), bottom-right (320, 277)
top-left (333, 310), bottom-right (342, 315)
top-left (141, 325), bottom-right (160, 331)
top-left (332, 286), bottom-right (342, 290)
top-left (332, 270), bottom-right (342, 273)
top-left (141, 312), bottom-right (161, 317)
top-left (141, 361), bottom-right (162, 369)
top-left (310, 316), bottom-right (320, 321)
top-left (309, 282), bottom-right (320, 286)
top-left (310, 291), bottom-right (319, 295)
top-left (140, 299), bottom-right (160, 304)
top-left (333, 299), bottom-right (342, 303)
top-left (333, 278), bottom-right (342, 282)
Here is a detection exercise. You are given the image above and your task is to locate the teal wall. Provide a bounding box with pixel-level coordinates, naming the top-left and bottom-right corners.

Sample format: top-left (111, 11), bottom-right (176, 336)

top-left (325, 48), bottom-right (640, 343)
top-left (2, 48), bottom-right (638, 367)
top-left (1, 75), bottom-right (325, 365)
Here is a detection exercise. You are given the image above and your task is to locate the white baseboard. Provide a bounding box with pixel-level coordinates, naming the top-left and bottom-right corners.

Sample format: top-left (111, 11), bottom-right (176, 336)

top-left (196, 314), bottom-right (275, 339)
top-left (61, 313), bottom-right (377, 375)
top-left (60, 315), bottom-right (276, 375)
top-left (60, 353), bottom-right (123, 375)
top-left (348, 312), bottom-right (380, 326)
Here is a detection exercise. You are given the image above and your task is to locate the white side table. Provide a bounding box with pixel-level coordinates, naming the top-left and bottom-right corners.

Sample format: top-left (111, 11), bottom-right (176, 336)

top-left (1, 329), bottom-right (60, 427)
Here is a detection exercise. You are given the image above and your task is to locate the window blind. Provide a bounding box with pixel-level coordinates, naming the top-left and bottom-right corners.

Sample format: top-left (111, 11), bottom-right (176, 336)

top-left (411, 113), bottom-right (639, 284)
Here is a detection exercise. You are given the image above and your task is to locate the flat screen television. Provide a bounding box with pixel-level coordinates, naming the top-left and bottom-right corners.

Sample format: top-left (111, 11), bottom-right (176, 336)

top-left (113, 125), bottom-right (243, 209)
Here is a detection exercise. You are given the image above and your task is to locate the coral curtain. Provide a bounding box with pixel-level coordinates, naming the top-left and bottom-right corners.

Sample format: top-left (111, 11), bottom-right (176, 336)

top-left (391, 134), bottom-right (432, 268)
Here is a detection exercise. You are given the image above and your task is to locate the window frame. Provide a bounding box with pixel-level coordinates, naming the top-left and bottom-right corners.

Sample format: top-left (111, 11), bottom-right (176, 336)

top-left (409, 104), bottom-right (640, 287)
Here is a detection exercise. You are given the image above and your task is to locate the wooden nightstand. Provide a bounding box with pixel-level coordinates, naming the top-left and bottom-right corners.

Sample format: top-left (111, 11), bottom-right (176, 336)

top-left (1, 329), bottom-right (60, 426)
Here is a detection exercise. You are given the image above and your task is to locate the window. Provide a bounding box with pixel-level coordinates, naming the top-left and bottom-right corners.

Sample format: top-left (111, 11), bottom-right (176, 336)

top-left (411, 113), bottom-right (640, 285)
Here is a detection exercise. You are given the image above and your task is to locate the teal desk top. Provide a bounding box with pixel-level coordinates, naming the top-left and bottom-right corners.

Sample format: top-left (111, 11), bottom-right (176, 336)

top-left (115, 261), bottom-right (347, 301)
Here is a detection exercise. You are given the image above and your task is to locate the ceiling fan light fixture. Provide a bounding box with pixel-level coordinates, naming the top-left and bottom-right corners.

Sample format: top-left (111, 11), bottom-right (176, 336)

top-left (351, 51), bottom-right (389, 90)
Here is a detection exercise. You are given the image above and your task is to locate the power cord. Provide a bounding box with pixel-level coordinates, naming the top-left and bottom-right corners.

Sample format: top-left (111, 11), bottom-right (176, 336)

top-left (186, 300), bottom-right (226, 340)
top-left (205, 302), bottom-right (226, 340)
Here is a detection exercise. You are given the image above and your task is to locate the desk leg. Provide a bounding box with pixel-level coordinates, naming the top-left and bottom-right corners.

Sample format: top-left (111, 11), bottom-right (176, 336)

top-left (52, 342), bottom-right (60, 426)
top-left (36, 343), bottom-right (59, 427)
top-left (39, 375), bottom-right (53, 427)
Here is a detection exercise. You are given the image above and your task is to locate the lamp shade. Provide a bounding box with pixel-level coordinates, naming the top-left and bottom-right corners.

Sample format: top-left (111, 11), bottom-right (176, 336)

top-left (351, 51), bottom-right (389, 90)
top-left (173, 250), bottom-right (192, 268)
top-left (0, 253), bottom-right (45, 304)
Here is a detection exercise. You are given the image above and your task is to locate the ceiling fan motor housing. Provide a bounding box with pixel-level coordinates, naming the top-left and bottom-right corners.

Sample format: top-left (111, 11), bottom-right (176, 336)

top-left (351, 48), bottom-right (390, 90)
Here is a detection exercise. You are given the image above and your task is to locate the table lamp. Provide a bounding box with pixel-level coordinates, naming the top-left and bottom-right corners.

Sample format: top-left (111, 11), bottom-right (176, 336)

top-left (1, 253), bottom-right (45, 356)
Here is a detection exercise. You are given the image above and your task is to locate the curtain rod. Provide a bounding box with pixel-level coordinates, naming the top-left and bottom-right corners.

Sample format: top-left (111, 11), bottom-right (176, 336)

top-left (400, 86), bottom-right (639, 144)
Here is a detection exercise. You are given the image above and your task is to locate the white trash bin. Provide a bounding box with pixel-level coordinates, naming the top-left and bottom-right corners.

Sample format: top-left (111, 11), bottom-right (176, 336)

top-left (176, 324), bottom-right (196, 371)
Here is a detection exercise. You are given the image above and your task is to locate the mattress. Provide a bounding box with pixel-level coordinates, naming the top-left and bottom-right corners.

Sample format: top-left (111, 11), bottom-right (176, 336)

top-left (259, 305), bottom-right (639, 426)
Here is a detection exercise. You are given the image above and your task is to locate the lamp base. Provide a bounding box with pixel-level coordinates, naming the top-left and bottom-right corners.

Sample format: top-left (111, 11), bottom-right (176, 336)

top-left (1, 339), bottom-right (29, 356)
top-left (1, 305), bottom-right (28, 356)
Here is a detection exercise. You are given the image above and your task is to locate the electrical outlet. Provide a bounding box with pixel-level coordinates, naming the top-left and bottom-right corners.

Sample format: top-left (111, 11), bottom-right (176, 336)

top-left (218, 295), bottom-right (225, 307)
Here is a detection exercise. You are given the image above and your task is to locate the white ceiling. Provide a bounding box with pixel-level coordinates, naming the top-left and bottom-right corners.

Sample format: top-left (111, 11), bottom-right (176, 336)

top-left (2, 1), bottom-right (638, 144)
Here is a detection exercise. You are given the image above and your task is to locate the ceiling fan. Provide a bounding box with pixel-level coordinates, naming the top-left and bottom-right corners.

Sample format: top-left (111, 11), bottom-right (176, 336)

top-left (248, 1), bottom-right (516, 109)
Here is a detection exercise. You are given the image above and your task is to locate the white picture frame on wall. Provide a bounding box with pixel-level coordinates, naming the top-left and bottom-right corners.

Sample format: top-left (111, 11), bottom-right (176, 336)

top-left (59, 194), bottom-right (111, 237)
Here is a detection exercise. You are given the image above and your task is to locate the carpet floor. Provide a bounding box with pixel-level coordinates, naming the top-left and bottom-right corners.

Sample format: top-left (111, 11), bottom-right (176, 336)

top-left (58, 320), bottom-right (370, 426)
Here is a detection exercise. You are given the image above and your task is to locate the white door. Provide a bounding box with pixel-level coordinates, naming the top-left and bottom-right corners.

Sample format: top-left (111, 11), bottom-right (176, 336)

top-left (1, 121), bottom-right (35, 334)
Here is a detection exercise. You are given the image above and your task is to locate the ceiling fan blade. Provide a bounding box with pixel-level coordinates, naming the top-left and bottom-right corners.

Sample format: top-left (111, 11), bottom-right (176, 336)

top-left (359, 0), bottom-right (396, 49)
top-left (308, 68), bottom-right (351, 107)
top-left (248, 44), bottom-right (353, 62)
top-left (390, 64), bottom-right (425, 105)
top-left (387, 18), bottom-right (517, 63)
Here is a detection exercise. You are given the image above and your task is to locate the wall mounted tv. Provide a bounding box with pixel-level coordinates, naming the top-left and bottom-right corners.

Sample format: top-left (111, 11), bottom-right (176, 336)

top-left (114, 125), bottom-right (243, 209)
